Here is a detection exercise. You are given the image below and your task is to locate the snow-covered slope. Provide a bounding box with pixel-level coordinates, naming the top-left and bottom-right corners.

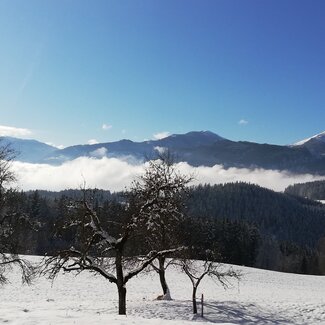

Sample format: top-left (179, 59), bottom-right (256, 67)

top-left (294, 131), bottom-right (325, 146)
top-left (1, 256), bottom-right (325, 324)
top-left (292, 131), bottom-right (325, 158)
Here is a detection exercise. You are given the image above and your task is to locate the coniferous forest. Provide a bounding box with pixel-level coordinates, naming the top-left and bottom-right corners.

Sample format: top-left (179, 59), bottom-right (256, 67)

top-left (285, 180), bottom-right (325, 200)
top-left (9, 182), bottom-right (325, 275)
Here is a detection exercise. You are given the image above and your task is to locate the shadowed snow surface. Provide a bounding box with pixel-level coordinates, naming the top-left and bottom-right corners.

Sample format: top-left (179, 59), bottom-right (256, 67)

top-left (0, 257), bottom-right (324, 324)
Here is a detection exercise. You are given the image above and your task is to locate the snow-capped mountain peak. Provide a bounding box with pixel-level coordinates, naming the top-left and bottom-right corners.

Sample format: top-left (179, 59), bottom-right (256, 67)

top-left (293, 131), bottom-right (325, 146)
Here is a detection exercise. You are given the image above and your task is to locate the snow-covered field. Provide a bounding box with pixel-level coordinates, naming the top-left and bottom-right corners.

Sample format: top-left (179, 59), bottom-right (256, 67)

top-left (1, 257), bottom-right (325, 324)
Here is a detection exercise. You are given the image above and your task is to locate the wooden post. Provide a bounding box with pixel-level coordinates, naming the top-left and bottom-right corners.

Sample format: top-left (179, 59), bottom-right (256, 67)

top-left (201, 293), bottom-right (204, 317)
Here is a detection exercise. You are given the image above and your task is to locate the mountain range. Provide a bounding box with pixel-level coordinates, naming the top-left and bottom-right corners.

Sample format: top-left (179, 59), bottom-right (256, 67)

top-left (1, 131), bottom-right (325, 175)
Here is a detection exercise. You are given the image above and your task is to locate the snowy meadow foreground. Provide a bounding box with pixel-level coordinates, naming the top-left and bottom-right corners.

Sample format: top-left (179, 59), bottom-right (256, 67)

top-left (1, 257), bottom-right (325, 325)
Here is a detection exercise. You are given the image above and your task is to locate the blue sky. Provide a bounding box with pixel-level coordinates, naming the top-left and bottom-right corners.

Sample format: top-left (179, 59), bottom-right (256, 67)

top-left (1, 0), bottom-right (325, 147)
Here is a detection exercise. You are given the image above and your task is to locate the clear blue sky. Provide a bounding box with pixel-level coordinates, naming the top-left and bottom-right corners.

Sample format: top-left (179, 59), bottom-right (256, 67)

top-left (1, 0), bottom-right (325, 147)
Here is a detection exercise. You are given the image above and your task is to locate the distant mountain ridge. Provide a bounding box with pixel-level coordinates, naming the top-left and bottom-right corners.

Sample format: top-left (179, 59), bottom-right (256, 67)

top-left (40, 131), bottom-right (224, 164)
top-left (2, 130), bottom-right (325, 175)
top-left (0, 136), bottom-right (57, 163)
top-left (292, 131), bottom-right (325, 157)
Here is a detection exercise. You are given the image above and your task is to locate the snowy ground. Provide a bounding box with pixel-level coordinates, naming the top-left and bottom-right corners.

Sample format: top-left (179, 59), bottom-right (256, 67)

top-left (1, 257), bottom-right (325, 324)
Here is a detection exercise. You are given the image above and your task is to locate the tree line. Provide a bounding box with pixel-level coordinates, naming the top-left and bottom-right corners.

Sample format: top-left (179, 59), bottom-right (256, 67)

top-left (285, 180), bottom-right (325, 200)
top-left (6, 182), bottom-right (325, 275)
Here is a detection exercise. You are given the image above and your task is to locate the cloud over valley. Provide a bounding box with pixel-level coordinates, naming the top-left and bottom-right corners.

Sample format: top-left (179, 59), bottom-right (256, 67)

top-left (12, 157), bottom-right (325, 193)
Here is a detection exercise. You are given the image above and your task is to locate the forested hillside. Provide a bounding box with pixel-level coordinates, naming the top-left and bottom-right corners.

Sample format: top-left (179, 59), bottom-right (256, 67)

top-left (285, 180), bottom-right (325, 200)
top-left (11, 182), bottom-right (325, 275)
top-left (186, 182), bottom-right (325, 248)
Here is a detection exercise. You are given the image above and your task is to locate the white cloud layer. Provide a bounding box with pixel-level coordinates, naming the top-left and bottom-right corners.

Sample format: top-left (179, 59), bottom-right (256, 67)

top-left (0, 125), bottom-right (32, 138)
top-left (11, 157), bottom-right (325, 193)
top-left (90, 147), bottom-right (108, 158)
top-left (12, 158), bottom-right (143, 192)
top-left (153, 131), bottom-right (170, 140)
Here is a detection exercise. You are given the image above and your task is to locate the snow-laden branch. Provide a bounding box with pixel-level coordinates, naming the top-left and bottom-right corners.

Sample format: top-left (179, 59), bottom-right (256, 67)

top-left (124, 248), bottom-right (182, 283)
top-left (42, 249), bottom-right (118, 284)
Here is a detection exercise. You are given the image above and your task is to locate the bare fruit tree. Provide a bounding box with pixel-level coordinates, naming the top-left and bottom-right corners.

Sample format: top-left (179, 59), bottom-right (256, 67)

top-left (41, 190), bottom-right (180, 315)
top-left (0, 142), bottom-right (34, 284)
top-left (177, 252), bottom-right (240, 314)
top-left (129, 152), bottom-right (192, 299)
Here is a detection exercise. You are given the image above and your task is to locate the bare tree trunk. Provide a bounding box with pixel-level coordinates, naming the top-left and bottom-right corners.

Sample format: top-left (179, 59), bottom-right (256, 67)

top-left (158, 256), bottom-right (169, 295)
top-left (116, 249), bottom-right (126, 315)
top-left (192, 286), bottom-right (198, 314)
top-left (117, 285), bottom-right (127, 315)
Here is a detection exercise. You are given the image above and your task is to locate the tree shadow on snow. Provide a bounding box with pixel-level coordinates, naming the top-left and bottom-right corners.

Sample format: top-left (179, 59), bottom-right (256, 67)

top-left (202, 301), bottom-right (293, 324)
top-left (129, 299), bottom-right (293, 324)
